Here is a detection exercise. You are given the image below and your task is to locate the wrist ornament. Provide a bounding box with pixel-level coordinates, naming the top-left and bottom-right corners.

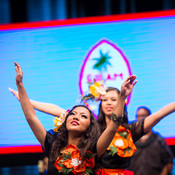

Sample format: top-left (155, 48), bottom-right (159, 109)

top-left (111, 113), bottom-right (124, 125)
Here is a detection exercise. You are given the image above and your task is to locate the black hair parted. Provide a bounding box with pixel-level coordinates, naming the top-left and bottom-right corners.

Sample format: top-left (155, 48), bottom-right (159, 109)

top-left (50, 105), bottom-right (100, 161)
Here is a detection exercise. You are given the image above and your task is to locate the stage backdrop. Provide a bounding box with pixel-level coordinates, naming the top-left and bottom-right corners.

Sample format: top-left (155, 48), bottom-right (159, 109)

top-left (0, 10), bottom-right (175, 154)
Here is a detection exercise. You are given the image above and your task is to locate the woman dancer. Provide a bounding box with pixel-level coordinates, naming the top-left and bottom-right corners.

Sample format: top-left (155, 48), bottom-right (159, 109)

top-left (11, 69), bottom-right (175, 174)
top-left (14, 61), bottom-right (137, 175)
top-left (96, 87), bottom-right (173, 174)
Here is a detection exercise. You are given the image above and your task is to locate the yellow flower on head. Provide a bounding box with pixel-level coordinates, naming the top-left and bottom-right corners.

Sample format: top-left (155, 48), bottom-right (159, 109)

top-left (53, 111), bottom-right (67, 132)
top-left (89, 81), bottom-right (106, 99)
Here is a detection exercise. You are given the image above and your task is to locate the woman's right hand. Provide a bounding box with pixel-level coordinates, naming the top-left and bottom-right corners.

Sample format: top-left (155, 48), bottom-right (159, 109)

top-left (120, 75), bottom-right (137, 99)
top-left (9, 88), bottom-right (20, 100)
top-left (15, 61), bottom-right (23, 86)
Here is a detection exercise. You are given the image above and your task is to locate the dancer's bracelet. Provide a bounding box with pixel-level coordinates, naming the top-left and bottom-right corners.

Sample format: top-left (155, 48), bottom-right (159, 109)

top-left (111, 113), bottom-right (124, 125)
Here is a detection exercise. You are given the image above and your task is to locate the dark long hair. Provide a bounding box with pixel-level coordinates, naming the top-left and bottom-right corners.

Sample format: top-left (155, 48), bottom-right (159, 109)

top-left (50, 105), bottom-right (100, 161)
top-left (97, 87), bottom-right (128, 134)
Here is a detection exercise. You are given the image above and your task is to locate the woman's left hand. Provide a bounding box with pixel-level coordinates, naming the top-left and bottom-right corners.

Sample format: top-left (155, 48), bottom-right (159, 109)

top-left (15, 61), bottom-right (23, 86)
top-left (120, 75), bottom-right (137, 98)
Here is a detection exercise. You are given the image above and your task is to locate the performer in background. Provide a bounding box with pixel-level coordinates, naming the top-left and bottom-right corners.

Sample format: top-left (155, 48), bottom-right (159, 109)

top-left (13, 61), bottom-right (137, 175)
top-left (128, 106), bottom-right (174, 175)
top-left (10, 65), bottom-right (175, 174)
top-left (94, 87), bottom-right (175, 174)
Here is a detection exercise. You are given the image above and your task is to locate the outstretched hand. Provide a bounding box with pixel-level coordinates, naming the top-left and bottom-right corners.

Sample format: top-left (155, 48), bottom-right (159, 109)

top-left (9, 88), bottom-right (20, 101)
top-left (14, 61), bottom-right (23, 85)
top-left (120, 75), bottom-right (137, 98)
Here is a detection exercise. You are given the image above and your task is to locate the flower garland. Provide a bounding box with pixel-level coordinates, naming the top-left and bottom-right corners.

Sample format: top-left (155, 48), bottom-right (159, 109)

top-left (54, 144), bottom-right (95, 175)
top-left (107, 125), bottom-right (137, 157)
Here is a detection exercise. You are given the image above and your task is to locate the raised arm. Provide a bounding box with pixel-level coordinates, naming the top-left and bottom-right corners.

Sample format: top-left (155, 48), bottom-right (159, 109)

top-left (9, 88), bottom-right (66, 117)
top-left (97, 75), bottom-right (137, 157)
top-left (14, 61), bottom-right (46, 148)
top-left (144, 102), bottom-right (175, 133)
top-left (160, 163), bottom-right (173, 175)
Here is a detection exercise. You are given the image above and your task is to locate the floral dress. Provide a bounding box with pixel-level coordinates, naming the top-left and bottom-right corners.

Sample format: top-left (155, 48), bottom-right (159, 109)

top-left (43, 132), bottom-right (97, 175)
top-left (97, 119), bottom-right (145, 175)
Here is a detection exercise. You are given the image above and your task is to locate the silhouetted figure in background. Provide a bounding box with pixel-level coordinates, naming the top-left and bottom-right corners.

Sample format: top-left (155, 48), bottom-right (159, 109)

top-left (38, 155), bottom-right (48, 175)
top-left (128, 106), bottom-right (174, 175)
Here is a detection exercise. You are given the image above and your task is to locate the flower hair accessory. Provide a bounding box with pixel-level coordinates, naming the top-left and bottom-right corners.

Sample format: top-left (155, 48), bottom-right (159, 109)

top-left (82, 80), bottom-right (107, 102)
top-left (53, 110), bottom-right (70, 132)
top-left (107, 125), bottom-right (137, 157)
top-left (54, 144), bottom-right (95, 175)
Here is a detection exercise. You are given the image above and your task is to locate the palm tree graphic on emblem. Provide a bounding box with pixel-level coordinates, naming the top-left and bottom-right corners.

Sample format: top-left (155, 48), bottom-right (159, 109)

top-left (93, 50), bottom-right (112, 82)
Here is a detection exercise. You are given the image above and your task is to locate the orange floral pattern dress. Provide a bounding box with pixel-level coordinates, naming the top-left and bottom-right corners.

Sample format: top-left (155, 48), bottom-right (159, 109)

top-left (54, 144), bottom-right (95, 175)
top-left (107, 125), bottom-right (137, 158)
top-left (96, 126), bottom-right (136, 175)
top-left (43, 132), bottom-right (97, 175)
top-left (96, 120), bottom-right (145, 175)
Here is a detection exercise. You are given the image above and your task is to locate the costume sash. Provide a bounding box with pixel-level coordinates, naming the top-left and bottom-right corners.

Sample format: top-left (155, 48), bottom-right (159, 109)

top-left (96, 169), bottom-right (134, 175)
